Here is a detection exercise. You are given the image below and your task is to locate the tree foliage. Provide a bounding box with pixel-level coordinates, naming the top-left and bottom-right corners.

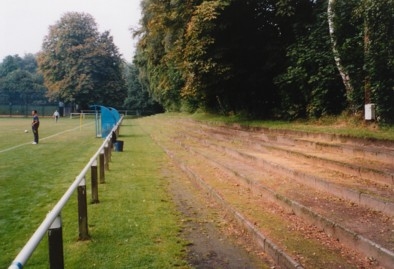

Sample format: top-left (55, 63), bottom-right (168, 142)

top-left (181, 0), bottom-right (230, 109)
top-left (134, 0), bottom-right (197, 112)
top-left (134, 0), bottom-right (394, 123)
top-left (123, 62), bottom-right (163, 114)
top-left (0, 54), bottom-right (47, 105)
top-left (37, 12), bottom-right (127, 109)
top-left (276, 0), bottom-right (346, 119)
top-left (362, 0), bottom-right (394, 123)
top-left (326, 0), bottom-right (394, 122)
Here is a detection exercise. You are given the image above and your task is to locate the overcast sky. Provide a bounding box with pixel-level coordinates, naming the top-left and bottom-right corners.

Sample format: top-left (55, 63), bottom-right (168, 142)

top-left (0, 0), bottom-right (141, 62)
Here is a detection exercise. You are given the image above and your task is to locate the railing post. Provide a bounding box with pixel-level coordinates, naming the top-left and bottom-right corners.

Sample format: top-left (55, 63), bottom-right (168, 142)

top-left (108, 140), bottom-right (112, 163)
top-left (116, 125), bottom-right (120, 137)
top-left (91, 160), bottom-right (99, 204)
top-left (48, 214), bottom-right (64, 269)
top-left (77, 177), bottom-right (90, 240)
top-left (99, 149), bottom-right (105, 184)
top-left (104, 142), bottom-right (110, 171)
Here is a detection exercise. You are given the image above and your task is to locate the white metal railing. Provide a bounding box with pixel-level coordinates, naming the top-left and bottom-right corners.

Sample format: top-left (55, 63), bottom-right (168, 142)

top-left (8, 116), bottom-right (123, 269)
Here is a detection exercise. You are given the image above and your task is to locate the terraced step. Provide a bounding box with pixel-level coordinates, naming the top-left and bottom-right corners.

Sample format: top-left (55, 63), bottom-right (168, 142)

top-left (139, 115), bottom-right (393, 269)
top-left (182, 126), bottom-right (394, 213)
top-left (176, 138), bottom-right (394, 267)
top-left (192, 122), bottom-right (394, 179)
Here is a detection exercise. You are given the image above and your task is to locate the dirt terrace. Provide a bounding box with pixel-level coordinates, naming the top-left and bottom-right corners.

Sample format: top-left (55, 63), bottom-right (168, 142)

top-left (136, 115), bottom-right (394, 269)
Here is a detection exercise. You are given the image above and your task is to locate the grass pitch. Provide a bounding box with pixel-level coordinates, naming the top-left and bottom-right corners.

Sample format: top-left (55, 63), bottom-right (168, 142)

top-left (0, 117), bottom-right (101, 266)
top-left (0, 117), bottom-right (189, 268)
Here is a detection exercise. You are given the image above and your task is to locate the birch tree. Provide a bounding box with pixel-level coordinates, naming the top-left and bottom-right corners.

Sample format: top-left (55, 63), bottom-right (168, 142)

top-left (327, 0), bottom-right (354, 102)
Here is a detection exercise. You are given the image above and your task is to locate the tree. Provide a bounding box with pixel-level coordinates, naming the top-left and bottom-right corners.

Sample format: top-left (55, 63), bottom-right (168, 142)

top-left (135, 0), bottom-right (393, 122)
top-left (181, 0), bottom-right (230, 113)
top-left (135, 0), bottom-right (196, 112)
top-left (187, 0), bottom-right (318, 117)
top-left (123, 62), bottom-right (163, 114)
top-left (0, 55), bottom-right (20, 77)
top-left (275, 0), bottom-right (346, 119)
top-left (327, 0), bottom-right (354, 102)
top-left (328, 0), bottom-right (394, 122)
top-left (0, 54), bottom-right (47, 106)
top-left (37, 12), bottom-right (127, 110)
top-left (326, 0), bottom-right (364, 112)
top-left (361, 0), bottom-right (394, 123)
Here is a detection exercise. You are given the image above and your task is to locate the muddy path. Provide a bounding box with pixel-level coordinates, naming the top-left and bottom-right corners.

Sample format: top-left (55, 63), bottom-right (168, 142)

top-left (136, 115), bottom-right (394, 269)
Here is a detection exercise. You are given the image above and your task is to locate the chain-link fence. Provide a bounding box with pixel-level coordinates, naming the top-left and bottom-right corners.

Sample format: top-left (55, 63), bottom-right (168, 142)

top-left (0, 104), bottom-right (59, 117)
top-left (0, 103), bottom-right (158, 118)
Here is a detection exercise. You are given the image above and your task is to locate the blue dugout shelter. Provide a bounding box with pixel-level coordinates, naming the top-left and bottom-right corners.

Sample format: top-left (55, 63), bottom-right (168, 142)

top-left (90, 105), bottom-right (121, 138)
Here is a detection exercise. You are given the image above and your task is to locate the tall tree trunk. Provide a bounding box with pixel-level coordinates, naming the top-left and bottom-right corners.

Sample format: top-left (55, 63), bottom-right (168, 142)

top-left (364, 19), bottom-right (371, 104)
top-left (327, 0), bottom-right (354, 102)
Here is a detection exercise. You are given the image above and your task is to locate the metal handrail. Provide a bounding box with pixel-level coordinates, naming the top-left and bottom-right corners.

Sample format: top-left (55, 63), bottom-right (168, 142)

top-left (8, 116), bottom-right (123, 269)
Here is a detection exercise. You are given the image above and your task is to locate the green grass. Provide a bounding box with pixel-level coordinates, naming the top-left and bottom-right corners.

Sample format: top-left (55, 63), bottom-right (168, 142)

top-left (0, 117), bottom-right (101, 267)
top-left (188, 112), bottom-right (394, 141)
top-left (2, 112), bottom-right (392, 268)
top-left (0, 117), bottom-right (189, 269)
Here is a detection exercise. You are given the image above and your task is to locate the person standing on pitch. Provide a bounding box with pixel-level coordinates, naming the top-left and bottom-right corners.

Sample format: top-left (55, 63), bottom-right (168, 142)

top-left (31, 110), bottom-right (40, 144)
top-left (53, 110), bottom-right (59, 122)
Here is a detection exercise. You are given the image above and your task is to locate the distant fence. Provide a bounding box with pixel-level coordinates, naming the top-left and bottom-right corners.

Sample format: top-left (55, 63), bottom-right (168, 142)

top-left (8, 116), bottom-right (123, 269)
top-left (0, 105), bottom-right (152, 118)
top-left (0, 104), bottom-right (58, 117)
top-left (69, 112), bottom-right (98, 119)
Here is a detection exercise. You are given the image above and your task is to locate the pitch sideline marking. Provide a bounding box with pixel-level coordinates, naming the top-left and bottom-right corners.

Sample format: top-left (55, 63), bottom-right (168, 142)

top-left (0, 122), bottom-right (94, 154)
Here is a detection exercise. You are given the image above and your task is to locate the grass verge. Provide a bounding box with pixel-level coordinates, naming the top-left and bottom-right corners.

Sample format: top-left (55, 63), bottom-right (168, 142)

top-left (188, 112), bottom-right (394, 141)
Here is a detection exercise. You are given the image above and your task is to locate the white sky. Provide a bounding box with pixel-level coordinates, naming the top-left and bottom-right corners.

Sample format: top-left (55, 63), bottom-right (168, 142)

top-left (0, 0), bottom-right (142, 62)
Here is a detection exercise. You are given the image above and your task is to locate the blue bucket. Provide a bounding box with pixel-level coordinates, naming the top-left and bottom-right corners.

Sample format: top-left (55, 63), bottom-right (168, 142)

top-left (114, 140), bottom-right (124, 152)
